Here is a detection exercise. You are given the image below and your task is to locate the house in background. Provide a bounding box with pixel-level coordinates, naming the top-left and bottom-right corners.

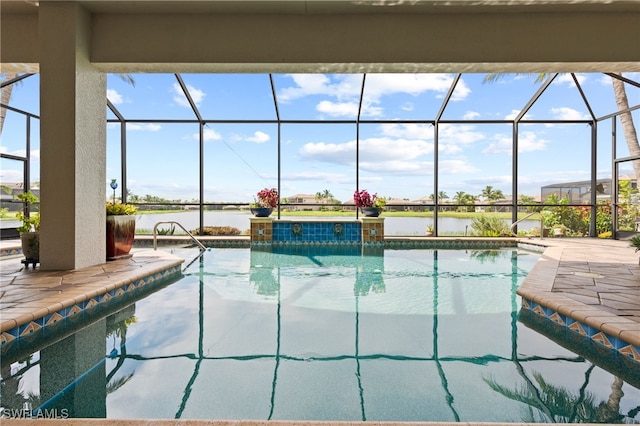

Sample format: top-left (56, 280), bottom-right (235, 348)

top-left (284, 194), bottom-right (324, 211)
top-left (0, 183), bottom-right (40, 213)
top-left (541, 176), bottom-right (637, 204)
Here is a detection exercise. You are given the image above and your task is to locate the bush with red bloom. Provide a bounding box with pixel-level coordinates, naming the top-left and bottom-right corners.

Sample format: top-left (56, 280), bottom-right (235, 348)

top-left (255, 187), bottom-right (279, 208)
top-left (353, 189), bottom-right (386, 209)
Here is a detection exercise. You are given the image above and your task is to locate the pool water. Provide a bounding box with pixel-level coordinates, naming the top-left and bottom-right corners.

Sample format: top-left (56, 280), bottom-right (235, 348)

top-left (2, 247), bottom-right (639, 422)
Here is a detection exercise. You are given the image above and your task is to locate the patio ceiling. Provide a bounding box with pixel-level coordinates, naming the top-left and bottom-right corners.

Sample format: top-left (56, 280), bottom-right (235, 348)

top-left (2, 0), bottom-right (640, 74)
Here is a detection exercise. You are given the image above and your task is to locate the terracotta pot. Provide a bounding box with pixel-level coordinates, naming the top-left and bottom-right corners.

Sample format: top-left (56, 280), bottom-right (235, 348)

top-left (106, 215), bottom-right (136, 260)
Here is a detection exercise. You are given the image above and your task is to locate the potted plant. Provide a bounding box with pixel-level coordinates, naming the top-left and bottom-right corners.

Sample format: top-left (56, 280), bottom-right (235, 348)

top-left (106, 201), bottom-right (138, 260)
top-left (15, 191), bottom-right (40, 266)
top-left (425, 224), bottom-right (434, 237)
top-left (251, 187), bottom-right (278, 217)
top-left (552, 224), bottom-right (568, 237)
top-left (353, 189), bottom-right (386, 217)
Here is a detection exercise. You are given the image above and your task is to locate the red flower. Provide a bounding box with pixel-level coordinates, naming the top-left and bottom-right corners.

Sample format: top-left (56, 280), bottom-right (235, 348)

top-left (353, 189), bottom-right (379, 208)
top-left (256, 187), bottom-right (279, 208)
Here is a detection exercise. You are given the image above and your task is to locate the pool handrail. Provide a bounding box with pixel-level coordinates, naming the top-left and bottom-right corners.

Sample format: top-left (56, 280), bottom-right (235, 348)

top-left (153, 221), bottom-right (207, 251)
top-left (510, 212), bottom-right (543, 238)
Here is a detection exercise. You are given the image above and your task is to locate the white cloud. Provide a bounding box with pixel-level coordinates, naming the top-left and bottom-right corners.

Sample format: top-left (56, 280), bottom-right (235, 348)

top-left (298, 136), bottom-right (433, 167)
top-left (504, 109), bottom-right (534, 120)
top-left (380, 123), bottom-right (433, 139)
top-left (203, 128), bottom-right (221, 141)
top-left (107, 89), bottom-right (123, 104)
top-left (556, 73), bottom-right (588, 87)
top-left (277, 73), bottom-right (467, 117)
top-left (246, 131), bottom-right (270, 143)
top-left (439, 159), bottom-right (479, 174)
top-left (401, 102), bottom-right (414, 111)
top-left (550, 107), bottom-right (589, 120)
top-left (482, 135), bottom-right (512, 155)
top-left (278, 74), bottom-right (346, 102)
top-left (365, 74), bottom-right (465, 99)
top-left (483, 131), bottom-right (548, 155)
top-left (173, 82), bottom-right (205, 107)
top-left (359, 159), bottom-right (433, 175)
top-left (0, 168), bottom-right (24, 182)
top-left (438, 124), bottom-right (485, 152)
top-left (128, 123), bottom-right (162, 132)
top-left (463, 111), bottom-right (480, 120)
top-left (519, 132), bottom-right (549, 152)
top-left (317, 100), bottom-right (359, 117)
top-left (193, 127), bottom-right (221, 141)
top-left (0, 147), bottom-right (39, 160)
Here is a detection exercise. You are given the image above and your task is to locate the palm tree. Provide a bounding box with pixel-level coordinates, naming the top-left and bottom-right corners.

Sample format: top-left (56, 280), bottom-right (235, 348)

top-left (611, 74), bottom-right (640, 179)
top-left (315, 189), bottom-right (334, 202)
top-left (484, 368), bottom-right (630, 423)
top-left (519, 194), bottom-right (542, 213)
top-left (453, 191), bottom-right (467, 205)
top-left (481, 185), bottom-right (505, 202)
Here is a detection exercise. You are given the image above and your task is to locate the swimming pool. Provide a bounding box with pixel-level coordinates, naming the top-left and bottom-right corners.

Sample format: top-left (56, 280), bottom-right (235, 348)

top-left (2, 247), bottom-right (639, 422)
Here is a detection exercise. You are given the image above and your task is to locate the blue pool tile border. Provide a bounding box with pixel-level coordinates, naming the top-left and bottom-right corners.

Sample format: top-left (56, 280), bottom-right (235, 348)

top-left (1, 246), bottom-right (22, 257)
top-left (518, 308), bottom-right (640, 387)
top-left (519, 298), bottom-right (640, 363)
top-left (385, 238), bottom-right (517, 249)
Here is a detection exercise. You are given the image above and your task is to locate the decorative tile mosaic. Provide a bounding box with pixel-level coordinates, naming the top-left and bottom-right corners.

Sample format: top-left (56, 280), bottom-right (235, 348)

top-left (518, 308), bottom-right (640, 386)
top-left (272, 221), bottom-right (361, 244)
top-left (0, 247), bottom-right (22, 257)
top-left (136, 235), bottom-right (519, 250)
top-left (385, 239), bottom-right (517, 249)
top-left (520, 298), bottom-right (640, 364)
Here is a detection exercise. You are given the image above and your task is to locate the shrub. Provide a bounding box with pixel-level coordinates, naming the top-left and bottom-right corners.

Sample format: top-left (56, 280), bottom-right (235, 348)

top-left (470, 215), bottom-right (510, 237)
top-left (106, 202), bottom-right (138, 215)
top-left (191, 226), bottom-right (241, 236)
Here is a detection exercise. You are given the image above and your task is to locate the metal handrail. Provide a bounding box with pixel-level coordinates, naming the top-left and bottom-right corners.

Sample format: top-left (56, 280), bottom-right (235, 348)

top-left (510, 212), bottom-right (540, 237)
top-left (153, 221), bottom-right (207, 251)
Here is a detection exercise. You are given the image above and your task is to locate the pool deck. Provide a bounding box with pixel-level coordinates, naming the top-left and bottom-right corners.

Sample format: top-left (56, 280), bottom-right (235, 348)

top-left (1, 237), bottom-right (639, 426)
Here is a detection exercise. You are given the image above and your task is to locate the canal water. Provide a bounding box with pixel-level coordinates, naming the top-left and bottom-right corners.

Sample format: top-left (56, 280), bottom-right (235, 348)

top-left (135, 211), bottom-right (539, 236)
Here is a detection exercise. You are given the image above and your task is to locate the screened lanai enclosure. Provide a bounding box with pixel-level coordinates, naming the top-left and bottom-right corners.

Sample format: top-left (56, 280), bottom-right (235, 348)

top-left (1, 72), bottom-right (639, 238)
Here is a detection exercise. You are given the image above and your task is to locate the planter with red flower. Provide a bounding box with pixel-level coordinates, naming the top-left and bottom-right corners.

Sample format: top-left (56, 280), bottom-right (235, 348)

top-left (353, 189), bottom-right (386, 217)
top-left (251, 187), bottom-right (279, 217)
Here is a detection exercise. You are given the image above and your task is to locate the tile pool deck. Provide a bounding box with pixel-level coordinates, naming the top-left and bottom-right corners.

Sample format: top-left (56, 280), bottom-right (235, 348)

top-left (1, 236), bottom-right (639, 425)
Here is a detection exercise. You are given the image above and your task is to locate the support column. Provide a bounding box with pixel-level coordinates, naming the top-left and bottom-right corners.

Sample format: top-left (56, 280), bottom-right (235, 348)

top-left (39, 2), bottom-right (106, 270)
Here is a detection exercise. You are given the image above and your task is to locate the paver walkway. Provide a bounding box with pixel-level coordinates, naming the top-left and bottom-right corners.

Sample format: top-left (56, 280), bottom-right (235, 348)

top-left (517, 238), bottom-right (640, 352)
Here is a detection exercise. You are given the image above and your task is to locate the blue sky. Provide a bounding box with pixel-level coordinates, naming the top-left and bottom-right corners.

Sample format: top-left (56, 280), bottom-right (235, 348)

top-left (2, 72), bottom-right (639, 203)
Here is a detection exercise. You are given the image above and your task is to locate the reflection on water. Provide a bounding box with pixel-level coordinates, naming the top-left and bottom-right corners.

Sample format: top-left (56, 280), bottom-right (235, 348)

top-left (1, 248), bottom-right (638, 422)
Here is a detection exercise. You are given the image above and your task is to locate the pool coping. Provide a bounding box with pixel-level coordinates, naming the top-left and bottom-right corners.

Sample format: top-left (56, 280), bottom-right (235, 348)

top-left (515, 240), bottom-right (640, 363)
top-left (0, 250), bottom-right (184, 341)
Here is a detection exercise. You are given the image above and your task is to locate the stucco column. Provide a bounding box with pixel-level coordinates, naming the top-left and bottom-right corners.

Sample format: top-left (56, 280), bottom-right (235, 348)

top-left (39, 2), bottom-right (106, 270)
